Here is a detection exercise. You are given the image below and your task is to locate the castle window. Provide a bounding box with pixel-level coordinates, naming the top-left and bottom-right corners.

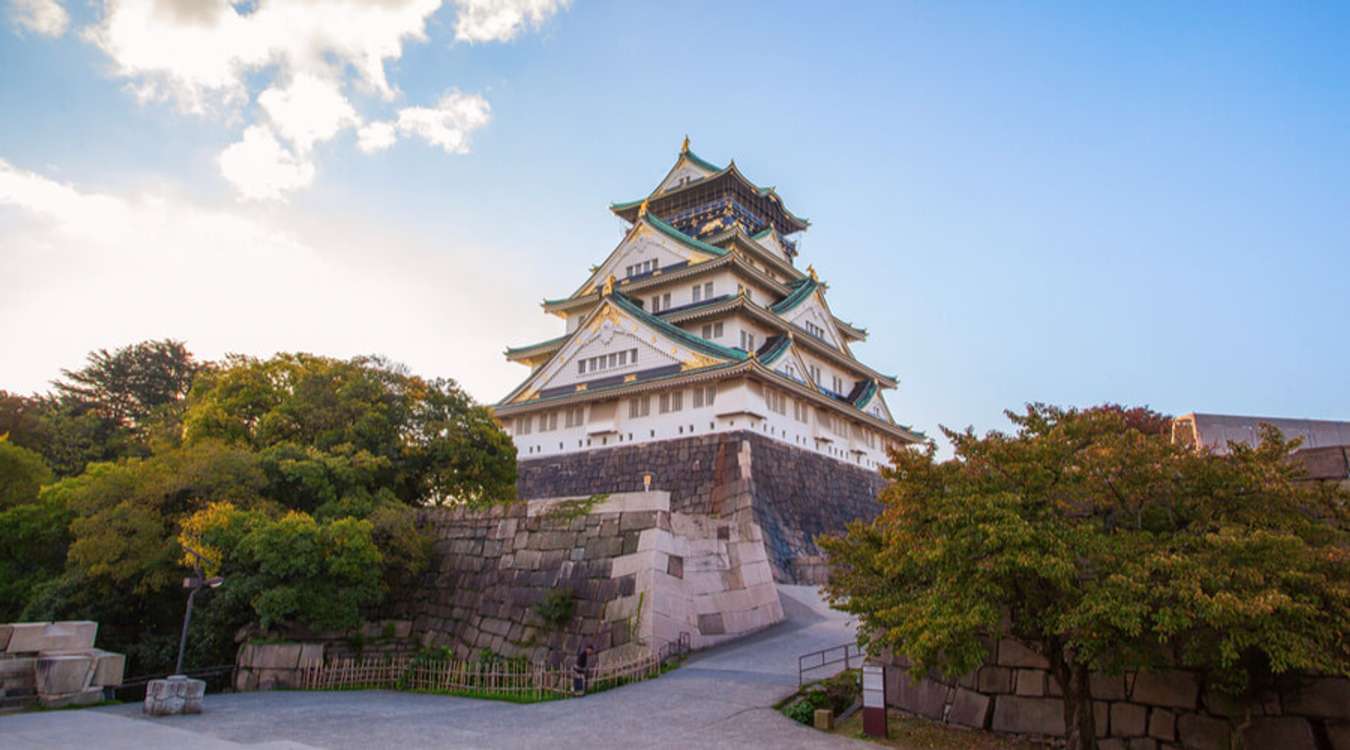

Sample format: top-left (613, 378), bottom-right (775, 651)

top-left (577, 361), bottom-right (585, 375)
top-left (608, 353), bottom-right (618, 368)
top-left (692, 284), bottom-right (702, 303)
top-left (564, 406), bottom-right (586, 428)
top-left (692, 385), bottom-right (716, 408)
top-left (629, 396), bottom-right (651, 418)
top-left (740, 330), bottom-right (756, 351)
top-left (514, 416), bottom-right (532, 435)
top-left (659, 390), bottom-right (683, 414)
top-left (832, 375), bottom-right (844, 394)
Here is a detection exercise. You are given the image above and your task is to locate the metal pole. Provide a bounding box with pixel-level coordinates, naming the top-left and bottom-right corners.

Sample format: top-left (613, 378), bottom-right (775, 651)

top-left (175, 585), bottom-right (198, 676)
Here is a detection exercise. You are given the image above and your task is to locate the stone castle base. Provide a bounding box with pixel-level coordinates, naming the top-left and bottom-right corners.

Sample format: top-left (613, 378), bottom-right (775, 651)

top-left (515, 430), bottom-right (886, 583)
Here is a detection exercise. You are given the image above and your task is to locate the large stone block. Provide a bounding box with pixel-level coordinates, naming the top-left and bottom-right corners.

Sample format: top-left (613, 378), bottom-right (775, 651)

top-left (1148, 708), bottom-right (1176, 741)
top-left (0, 656), bottom-right (36, 680)
top-left (1110, 702), bottom-right (1147, 737)
top-left (1131, 670), bottom-right (1198, 709)
top-left (89, 649), bottom-right (125, 687)
top-left (35, 654), bottom-right (93, 695)
top-left (144, 675), bottom-right (206, 716)
top-left (1243, 717), bottom-right (1317, 750)
top-left (0, 624), bottom-right (11, 651)
top-left (1327, 722), bottom-right (1350, 750)
top-left (7, 622), bottom-right (92, 654)
top-left (1015, 668), bottom-right (1046, 696)
top-left (948, 687), bottom-right (992, 728)
top-left (977, 665), bottom-right (1013, 693)
top-left (250, 643), bottom-right (303, 670)
top-left (998, 639), bottom-right (1050, 669)
top-left (991, 695), bottom-right (1065, 736)
top-left (1092, 673), bottom-right (1127, 701)
top-left (1282, 677), bottom-right (1350, 719)
top-left (894, 671), bottom-right (949, 720)
top-left (1176, 713), bottom-right (1229, 750)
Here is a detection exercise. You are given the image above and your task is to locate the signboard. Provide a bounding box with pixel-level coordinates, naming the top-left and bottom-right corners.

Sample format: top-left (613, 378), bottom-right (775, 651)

top-left (862, 664), bottom-right (888, 737)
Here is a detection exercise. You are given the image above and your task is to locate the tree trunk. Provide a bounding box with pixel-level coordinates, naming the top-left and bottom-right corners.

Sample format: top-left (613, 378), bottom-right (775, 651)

top-left (1050, 651), bottom-right (1097, 750)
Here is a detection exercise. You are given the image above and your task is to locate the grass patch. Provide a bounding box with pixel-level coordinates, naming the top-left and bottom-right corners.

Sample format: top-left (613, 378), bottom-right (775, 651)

top-left (831, 709), bottom-right (1043, 750)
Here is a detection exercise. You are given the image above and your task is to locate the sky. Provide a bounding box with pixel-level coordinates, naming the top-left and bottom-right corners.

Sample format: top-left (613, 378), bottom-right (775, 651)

top-left (2, 1), bottom-right (1347, 448)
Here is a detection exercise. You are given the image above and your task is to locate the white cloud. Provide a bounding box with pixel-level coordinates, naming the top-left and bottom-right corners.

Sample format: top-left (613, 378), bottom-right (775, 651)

top-left (450, 0), bottom-right (569, 43)
top-left (258, 73), bottom-right (360, 154)
top-left (9, 0), bottom-right (68, 37)
top-left (357, 121), bottom-right (398, 154)
top-left (0, 158), bottom-right (548, 405)
top-left (395, 91), bottom-right (492, 153)
top-left (217, 125), bottom-right (316, 201)
top-left (18, 1), bottom-right (569, 200)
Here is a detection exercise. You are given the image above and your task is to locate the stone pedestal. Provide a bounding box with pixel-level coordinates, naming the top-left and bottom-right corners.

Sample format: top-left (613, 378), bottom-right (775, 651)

top-left (143, 675), bottom-right (206, 716)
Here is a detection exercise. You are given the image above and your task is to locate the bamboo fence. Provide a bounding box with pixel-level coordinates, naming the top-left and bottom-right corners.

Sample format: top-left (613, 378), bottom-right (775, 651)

top-left (299, 649), bottom-right (661, 700)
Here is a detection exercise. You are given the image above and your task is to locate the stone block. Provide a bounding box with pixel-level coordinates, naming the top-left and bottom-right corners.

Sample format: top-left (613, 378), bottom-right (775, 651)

top-left (949, 687), bottom-right (992, 728)
top-left (39, 686), bottom-right (104, 709)
top-left (1095, 701), bottom-right (1109, 737)
top-left (998, 639), bottom-right (1050, 669)
top-left (298, 643), bottom-right (324, 669)
top-left (814, 708), bottom-right (833, 730)
top-left (1099, 740), bottom-right (1126, 750)
top-left (697, 613), bottom-right (725, 635)
top-left (89, 649), bottom-right (125, 687)
top-left (144, 675), bottom-right (206, 716)
top-left (1092, 673), bottom-right (1128, 701)
top-left (991, 695), bottom-right (1066, 736)
top-left (977, 665), bottom-right (1013, 694)
top-left (1283, 677), bottom-right (1350, 719)
top-left (0, 657), bottom-right (36, 680)
top-left (0, 625), bottom-right (10, 652)
top-left (1243, 717), bottom-right (1317, 750)
top-left (1015, 668), bottom-right (1045, 696)
top-left (1131, 670), bottom-right (1198, 709)
top-left (895, 671), bottom-right (949, 721)
top-left (1111, 702), bottom-right (1148, 737)
top-left (1176, 713), bottom-right (1229, 750)
top-left (251, 643), bottom-right (303, 670)
top-left (1127, 740), bottom-right (1158, 750)
top-left (1149, 708), bottom-right (1176, 740)
top-left (35, 654), bottom-right (93, 695)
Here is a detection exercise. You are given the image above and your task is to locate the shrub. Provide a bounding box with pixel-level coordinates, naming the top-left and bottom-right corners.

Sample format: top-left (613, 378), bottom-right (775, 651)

top-left (535, 588), bottom-right (575, 629)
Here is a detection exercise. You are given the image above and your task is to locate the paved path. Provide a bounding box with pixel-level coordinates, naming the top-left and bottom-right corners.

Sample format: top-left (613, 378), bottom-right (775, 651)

top-left (4, 585), bottom-right (870, 750)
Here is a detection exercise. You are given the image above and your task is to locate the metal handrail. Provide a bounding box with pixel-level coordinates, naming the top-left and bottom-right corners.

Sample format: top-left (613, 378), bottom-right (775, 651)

top-left (797, 642), bottom-right (863, 686)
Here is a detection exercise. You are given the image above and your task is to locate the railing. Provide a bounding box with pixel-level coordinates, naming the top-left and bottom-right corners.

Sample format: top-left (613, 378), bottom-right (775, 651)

top-left (300, 649), bottom-right (662, 699)
top-left (112, 664), bottom-right (237, 700)
top-left (798, 642), bottom-right (863, 686)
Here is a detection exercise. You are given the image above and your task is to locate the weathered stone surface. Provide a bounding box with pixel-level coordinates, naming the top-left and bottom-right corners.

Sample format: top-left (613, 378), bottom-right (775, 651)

top-left (39, 686), bottom-right (103, 708)
top-left (1149, 708), bottom-right (1176, 740)
top-left (35, 654), bottom-right (93, 695)
top-left (697, 613), bottom-right (724, 635)
top-left (1095, 701), bottom-right (1109, 738)
top-left (991, 695), bottom-right (1065, 735)
top-left (1015, 668), bottom-right (1045, 696)
top-left (251, 643), bottom-right (303, 670)
top-left (0, 656), bottom-right (36, 679)
top-left (1092, 673), bottom-right (1127, 701)
top-left (977, 666), bottom-right (1012, 694)
top-left (1131, 670), bottom-right (1199, 709)
top-left (0, 624), bottom-right (11, 652)
top-left (813, 708), bottom-right (833, 730)
top-left (144, 675), bottom-right (206, 716)
top-left (6, 621), bottom-right (97, 653)
top-left (1110, 702), bottom-right (1148, 737)
top-left (1282, 677), bottom-right (1350, 719)
top-left (893, 672), bottom-right (948, 720)
top-left (1176, 713), bottom-right (1229, 750)
top-left (1243, 717), bottom-right (1317, 750)
top-left (998, 639), bottom-right (1050, 669)
top-left (949, 687), bottom-right (992, 728)
top-left (89, 649), bottom-right (125, 687)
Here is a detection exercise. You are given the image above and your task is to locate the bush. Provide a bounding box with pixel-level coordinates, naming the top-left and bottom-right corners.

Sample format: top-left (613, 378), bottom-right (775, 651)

top-left (535, 588), bottom-right (575, 629)
top-left (820, 669), bottom-right (860, 714)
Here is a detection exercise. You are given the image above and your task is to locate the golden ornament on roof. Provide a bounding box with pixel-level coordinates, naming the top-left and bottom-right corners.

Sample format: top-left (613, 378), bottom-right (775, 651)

top-left (680, 134), bottom-right (690, 154)
top-left (638, 197), bottom-right (650, 217)
top-left (807, 264), bottom-right (819, 281)
top-left (602, 274), bottom-right (615, 297)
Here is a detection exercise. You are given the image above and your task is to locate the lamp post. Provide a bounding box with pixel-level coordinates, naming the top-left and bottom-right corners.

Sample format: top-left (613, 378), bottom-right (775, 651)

top-left (174, 545), bottom-right (223, 676)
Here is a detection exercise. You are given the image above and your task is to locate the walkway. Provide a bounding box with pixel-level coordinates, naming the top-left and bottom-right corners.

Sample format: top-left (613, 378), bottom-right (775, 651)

top-left (3, 585), bottom-right (872, 750)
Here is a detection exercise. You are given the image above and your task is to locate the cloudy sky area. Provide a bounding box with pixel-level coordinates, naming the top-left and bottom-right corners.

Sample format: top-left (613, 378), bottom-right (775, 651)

top-left (2, 1), bottom-right (1348, 443)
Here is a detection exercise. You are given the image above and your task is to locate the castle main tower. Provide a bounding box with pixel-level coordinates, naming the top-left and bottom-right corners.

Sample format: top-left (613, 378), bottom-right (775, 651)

top-left (494, 140), bottom-right (923, 581)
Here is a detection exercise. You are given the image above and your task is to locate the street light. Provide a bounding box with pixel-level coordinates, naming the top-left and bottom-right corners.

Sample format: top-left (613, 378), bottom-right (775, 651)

top-left (175, 544), bottom-right (223, 676)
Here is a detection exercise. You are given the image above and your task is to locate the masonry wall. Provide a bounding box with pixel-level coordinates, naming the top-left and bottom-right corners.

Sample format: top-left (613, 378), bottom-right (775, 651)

top-left (875, 645), bottom-right (1350, 750)
top-left (398, 490), bottom-right (782, 667)
top-left (515, 430), bottom-right (886, 582)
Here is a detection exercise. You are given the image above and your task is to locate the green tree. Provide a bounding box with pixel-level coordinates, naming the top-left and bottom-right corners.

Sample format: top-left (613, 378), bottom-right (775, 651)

top-left (0, 495), bottom-right (71, 620)
top-left (54, 339), bottom-right (200, 429)
top-left (821, 404), bottom-right (1349, 750)
top-left (0, 436), bottom-right (52, 508)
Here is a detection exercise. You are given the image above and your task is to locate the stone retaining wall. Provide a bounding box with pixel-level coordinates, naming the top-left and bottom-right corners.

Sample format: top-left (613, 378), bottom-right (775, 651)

top-left (398, 489), bottom-right (782, 667)
top-left (515, 431), bottom-right (885, 583)
top-left (0, 621), bottom-right (124, 711)
top-left (876, 643), bottom-right (1350, 749)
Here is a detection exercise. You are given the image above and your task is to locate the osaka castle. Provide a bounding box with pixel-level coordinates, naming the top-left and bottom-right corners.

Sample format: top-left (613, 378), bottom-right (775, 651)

top-left (494, 139), bottom-right (923, 478)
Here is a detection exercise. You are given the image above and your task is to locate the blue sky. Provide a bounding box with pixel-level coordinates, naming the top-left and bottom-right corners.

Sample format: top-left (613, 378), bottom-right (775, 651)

top-left (2, 1), bottom-right (1347, 447)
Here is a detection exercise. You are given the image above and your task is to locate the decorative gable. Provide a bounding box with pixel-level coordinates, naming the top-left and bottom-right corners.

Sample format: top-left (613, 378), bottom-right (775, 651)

top-left (572, 218), bottom-right (725, 299)
top-left (504, 295), bottom-right (740, 404)
top-left (783, 294), bottom-right (843, 350)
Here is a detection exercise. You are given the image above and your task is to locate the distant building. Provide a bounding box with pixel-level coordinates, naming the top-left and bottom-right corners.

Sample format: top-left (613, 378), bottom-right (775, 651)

top-left (1172, 412), bottom-right (1350, 481)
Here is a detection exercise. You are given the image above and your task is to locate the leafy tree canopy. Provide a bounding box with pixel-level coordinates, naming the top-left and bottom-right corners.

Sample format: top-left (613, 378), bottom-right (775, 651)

top-left (822, 404), bottom-right (1349, 750)
top-left (0, 436), bottom-right (52, 508)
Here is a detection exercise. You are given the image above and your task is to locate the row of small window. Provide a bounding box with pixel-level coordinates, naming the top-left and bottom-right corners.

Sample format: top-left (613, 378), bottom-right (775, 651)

top-left (578, 348), bottom-right (640, 375)
top-left (803, 321), bottom-right (826, 339)
top-left (628, 385), bottom-right (718, 417)
top-left (764, 387), bottom-right (811, 424)
top-left (803, 363), bottom-right (845, 394)
top-left (512, 406), bottom-right (587, 435)
top-left (626, 260), bottom-right (658, 278)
